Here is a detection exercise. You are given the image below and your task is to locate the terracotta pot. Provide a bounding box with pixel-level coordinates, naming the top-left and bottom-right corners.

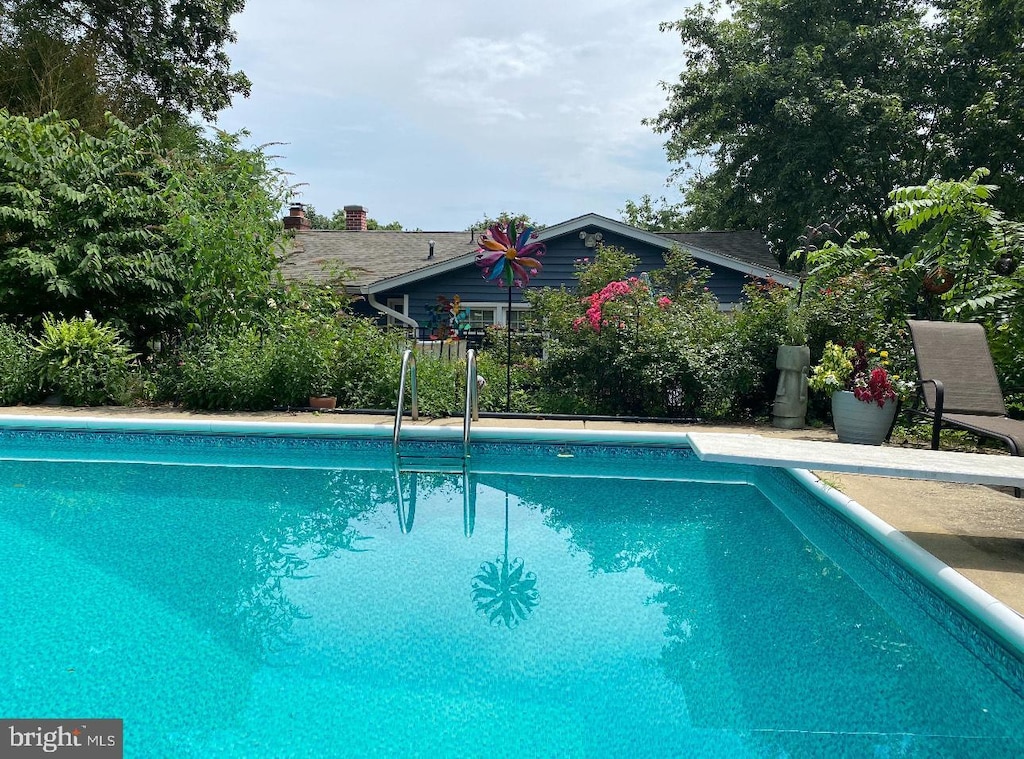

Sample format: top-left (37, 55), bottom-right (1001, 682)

top-left (830, 390), bottom-right (897, 445)
top-left (309, 396), bottom-right (337, 410)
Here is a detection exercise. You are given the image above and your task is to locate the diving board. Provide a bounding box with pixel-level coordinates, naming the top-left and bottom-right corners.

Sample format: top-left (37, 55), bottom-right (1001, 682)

top-left (686, 432), bottom-right (1024, 489)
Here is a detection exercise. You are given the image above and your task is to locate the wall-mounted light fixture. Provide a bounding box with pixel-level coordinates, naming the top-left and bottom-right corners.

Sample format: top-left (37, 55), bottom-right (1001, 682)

top-left (579, 230), bottom-right (603, 249)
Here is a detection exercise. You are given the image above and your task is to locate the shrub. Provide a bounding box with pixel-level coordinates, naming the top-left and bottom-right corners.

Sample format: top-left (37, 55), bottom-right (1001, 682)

top-left (266, 310), bottom-right (345, 405)
top-left (0, 323), bottom-right (36, 405)
top-left (411, 355), bottom-right (463, 417)
top-left (333, 318), bottom-right (404, 409)
top-left (533, 272), bottom-right (732, 418)
top-left (173, 327), bottom-right (275, 410)
top-left (728, 279), bottom-right (799, 418)
top-left (985, 319), bottom-right (1024, 418)
top-left (34, 315), bottom-right (137, 405)
top-left (475, 347), bottom-right (542, 414)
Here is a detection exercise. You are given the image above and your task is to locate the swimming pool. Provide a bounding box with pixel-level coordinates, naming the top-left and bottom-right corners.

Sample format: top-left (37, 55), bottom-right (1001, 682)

top-left (1, 417), bottom-right (1023, 757)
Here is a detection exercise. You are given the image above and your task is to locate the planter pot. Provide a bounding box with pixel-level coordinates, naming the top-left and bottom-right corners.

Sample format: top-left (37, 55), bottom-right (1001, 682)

top-left (830, 390), bottom-right (897, 445)
top-left (309, 396), bottom-right (337, 410)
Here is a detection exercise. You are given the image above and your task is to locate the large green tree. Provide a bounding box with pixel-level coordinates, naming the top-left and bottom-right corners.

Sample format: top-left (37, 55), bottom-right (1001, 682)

top-left (928, 0), bottom-right (1024, 216)
top-left (0, 0), bottom-right (250, 126)
top-left (647, 0), bottom-right (935, 264)
top-left (165, 129), bottom-right (290, 332)
top-left (0, 110), bottom-right (178, 340)
top-left (620, 194), bottom-right (687, 232)
top-left (0, 110), bottom-right (288, 345)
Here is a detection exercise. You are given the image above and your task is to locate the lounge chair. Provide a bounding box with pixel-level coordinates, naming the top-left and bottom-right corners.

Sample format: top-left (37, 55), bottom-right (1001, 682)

top-left (906, 319), bottom-right (1024, 456)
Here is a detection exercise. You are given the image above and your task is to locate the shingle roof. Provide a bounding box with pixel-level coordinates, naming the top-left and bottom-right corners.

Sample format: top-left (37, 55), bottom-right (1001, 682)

top-left (280, 223), bottom-right (788, 291)
top-left (657, 231), bottom-right (780, 272)
top-left (280, 230), bottom-right (479, 289)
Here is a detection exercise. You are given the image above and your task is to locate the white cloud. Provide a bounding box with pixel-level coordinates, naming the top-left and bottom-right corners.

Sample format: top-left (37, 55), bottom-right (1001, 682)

top-left (216, 0), bottom-right (694, 229)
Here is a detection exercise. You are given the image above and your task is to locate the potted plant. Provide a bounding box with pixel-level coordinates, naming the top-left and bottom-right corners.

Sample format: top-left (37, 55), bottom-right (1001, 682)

top-left (309, 390), bottom-right (337, 410)
top-left (308, 358), bottom-right (337, 410)
top-left (809, 340), bottom-right (909, 444)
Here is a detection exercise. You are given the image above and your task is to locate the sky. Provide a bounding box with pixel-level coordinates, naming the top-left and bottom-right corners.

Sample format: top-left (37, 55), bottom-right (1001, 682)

top-left (214, 0), bottom-right (694, 231)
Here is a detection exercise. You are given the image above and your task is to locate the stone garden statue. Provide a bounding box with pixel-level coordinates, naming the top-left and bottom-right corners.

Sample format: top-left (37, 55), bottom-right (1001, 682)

top-left (772, 345), bottom-right (811, 429)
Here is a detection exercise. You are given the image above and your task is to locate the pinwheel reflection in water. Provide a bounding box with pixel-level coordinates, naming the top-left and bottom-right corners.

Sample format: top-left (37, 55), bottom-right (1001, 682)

top-left (471, 492), bottom-right (539, 628)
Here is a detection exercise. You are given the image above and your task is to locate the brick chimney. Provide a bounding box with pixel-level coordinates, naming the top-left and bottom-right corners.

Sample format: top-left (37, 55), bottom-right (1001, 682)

top-left (344, 205), bottom-right (368, 231)
top-left (283, 202), bottom-right (311, 231)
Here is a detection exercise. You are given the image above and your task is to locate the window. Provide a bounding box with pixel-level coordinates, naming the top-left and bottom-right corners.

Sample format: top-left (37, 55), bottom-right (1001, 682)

top-left (468, 308), bottom-right (496, 329)
top-left (508, 307), bottom-right (531, 331)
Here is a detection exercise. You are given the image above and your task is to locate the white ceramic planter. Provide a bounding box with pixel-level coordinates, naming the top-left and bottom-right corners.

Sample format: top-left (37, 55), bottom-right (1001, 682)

top-left (830, 390), bottom-right (897, 445)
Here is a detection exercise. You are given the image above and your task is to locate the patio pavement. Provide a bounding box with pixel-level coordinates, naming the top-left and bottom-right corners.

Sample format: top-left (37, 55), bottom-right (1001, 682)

top-left (2, 405), bottom-right (1023, 618)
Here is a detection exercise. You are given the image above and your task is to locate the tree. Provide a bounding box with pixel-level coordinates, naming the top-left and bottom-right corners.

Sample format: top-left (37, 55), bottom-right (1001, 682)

top-left (366, 218), bottom-right (403, 231)
top-left (164, 129), bottom-right (290, 332)
top-left (469, 211), bottom-right (544, 233)
top-left (928, 0), bottom-right (1024, 218)
top-left (647, 0), bottom-right (934, 264)
top-left (302, 204), bottom-right (333, 229)
top-left (0, 0), bottom-right (250, 124)
top-left (887, 168), bottom-right (1024, 323)
top-left (620, 194), bottom-right (687, 232)
top-left (0, 110), bottom-right (289, 345)
top-left (0, 28), bottom-right (111, 133)
top-left (303, 205), bottom-right (403, 231)
top-left (0, 110), bottom-right (179, 341)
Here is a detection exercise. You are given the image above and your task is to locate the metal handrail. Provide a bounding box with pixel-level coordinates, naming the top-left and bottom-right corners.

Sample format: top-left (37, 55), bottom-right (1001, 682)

top-left (463, 349), bottom-right (479, 459)
top-left (392, 465), bottom-right (417, 534)
top-left (462, 464), bottom-right (476, 538)
top-left (393, 349), bottom-right (418, 451)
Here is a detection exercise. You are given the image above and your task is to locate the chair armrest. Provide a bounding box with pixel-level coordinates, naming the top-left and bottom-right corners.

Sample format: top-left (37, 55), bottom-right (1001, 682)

top-left (919, 378), bottom-right (945, 450)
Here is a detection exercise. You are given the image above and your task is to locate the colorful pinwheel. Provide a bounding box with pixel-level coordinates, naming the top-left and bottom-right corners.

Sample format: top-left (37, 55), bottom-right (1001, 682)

top-left (475, 221), bottom-right (545, 287)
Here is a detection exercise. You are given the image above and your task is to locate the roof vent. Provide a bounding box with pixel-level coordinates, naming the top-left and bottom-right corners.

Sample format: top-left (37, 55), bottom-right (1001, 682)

top-left (428, 240), bottom-right (435, 259)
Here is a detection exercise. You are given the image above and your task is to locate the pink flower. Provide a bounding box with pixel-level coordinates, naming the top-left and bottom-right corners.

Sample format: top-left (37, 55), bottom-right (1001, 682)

top-left (657, 296), bottom-right (672, 309)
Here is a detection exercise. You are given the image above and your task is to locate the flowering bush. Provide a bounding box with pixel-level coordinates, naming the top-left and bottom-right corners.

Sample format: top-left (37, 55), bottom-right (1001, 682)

top-left (809, 340), bottom-right (910, 407)
top-left (573, 277), bottom-right (652, 333)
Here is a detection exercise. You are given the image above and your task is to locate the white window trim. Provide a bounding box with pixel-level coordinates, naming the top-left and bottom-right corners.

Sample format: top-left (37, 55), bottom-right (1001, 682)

top-left (459, 301), bottom-right (531, 327)
top-left (385, 296), bottom-right (408, 326)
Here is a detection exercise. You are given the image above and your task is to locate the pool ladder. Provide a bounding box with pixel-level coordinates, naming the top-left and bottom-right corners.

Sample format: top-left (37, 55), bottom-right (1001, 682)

top-left (392, 348), bottom-right (479, 462)
top-left (391, 348), bottom-right (479, 535)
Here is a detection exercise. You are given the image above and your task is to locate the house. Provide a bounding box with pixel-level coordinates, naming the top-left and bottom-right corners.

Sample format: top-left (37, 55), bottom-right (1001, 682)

top-left (280, 204), bottom-right (798, 335)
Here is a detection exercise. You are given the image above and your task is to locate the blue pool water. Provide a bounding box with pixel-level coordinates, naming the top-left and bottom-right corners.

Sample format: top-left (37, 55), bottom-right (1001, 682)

top-left (0, 428), bottom-right (1023, 757)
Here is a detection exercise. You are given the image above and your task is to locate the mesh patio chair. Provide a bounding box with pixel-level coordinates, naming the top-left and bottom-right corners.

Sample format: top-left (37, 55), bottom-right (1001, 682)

top-left (907, 319), bottom-right (1024, 457)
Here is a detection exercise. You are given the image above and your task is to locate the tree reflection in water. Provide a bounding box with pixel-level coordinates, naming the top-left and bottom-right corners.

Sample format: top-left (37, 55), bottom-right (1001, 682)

top-left (232, 468), bottom-right (398, 659)
top-left (471, 491), bottom-right (539, 628)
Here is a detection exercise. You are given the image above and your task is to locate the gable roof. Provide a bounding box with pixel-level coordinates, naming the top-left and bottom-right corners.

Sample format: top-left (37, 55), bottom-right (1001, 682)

top-left (280, 214), bottom-right (798, 293)
top-left (541, 213), bottom-right (795, 286)
top-left (658, 231), bottom-right (780, 272)
top-left (280, 230), bottom-right (479, 291)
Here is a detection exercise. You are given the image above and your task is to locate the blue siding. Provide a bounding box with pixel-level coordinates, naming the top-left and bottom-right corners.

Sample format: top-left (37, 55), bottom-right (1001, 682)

top-left (376, 228), bottom-right (754, 326)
